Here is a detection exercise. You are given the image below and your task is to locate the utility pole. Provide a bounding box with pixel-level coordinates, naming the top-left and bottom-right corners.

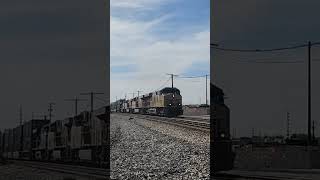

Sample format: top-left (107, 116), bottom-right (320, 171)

top-left (287, 112), bottom-right (290, 139)
top-left (206, 74), bottom-right (208, 106)
top-left (80, 92), bottom-right (104, 113)
top-left (312, 120), bottom-right (315, 143)
top-left (137, 91), bottom-right (143, 98)
top-left (166, 73), bottom-right (178, 90)
top-left (65, 97), bottom-right (86, 116)
top-left (19, 105), bottom-right (23, 153)
top-left (308, 41), bottom-right (312, 145)
top-left (137, 91), bottom-right (143, 108)
top-left (48, 102), bottom-right (55, 122)
top-left (19, 105), bottom-right (23, 125)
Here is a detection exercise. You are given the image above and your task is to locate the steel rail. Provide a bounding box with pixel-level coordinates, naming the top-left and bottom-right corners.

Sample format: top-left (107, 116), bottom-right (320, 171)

top-left (116, 113), bottom-right (210, 132)
top-left (11, 160), bottom-right (110, 179)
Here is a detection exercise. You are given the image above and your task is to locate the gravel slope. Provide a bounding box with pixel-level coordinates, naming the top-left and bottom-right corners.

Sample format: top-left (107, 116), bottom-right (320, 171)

top-left (110, 113), bottom-right (210, 180)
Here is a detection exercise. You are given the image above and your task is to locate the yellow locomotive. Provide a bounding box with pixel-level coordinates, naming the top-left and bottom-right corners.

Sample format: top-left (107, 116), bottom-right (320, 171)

top-left (112, 87), bottom-right (183, 117)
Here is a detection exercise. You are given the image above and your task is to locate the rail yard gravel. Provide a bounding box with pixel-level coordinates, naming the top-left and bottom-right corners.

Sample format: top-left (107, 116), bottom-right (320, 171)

top-left (110, 113), bottom-right (210, 180)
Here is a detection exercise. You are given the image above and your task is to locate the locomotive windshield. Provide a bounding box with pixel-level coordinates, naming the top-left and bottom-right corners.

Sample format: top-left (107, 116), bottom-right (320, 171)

top-left (211, 84), bottom-right (225, 104)
top-left (160, 87), bottom-right (180, 95)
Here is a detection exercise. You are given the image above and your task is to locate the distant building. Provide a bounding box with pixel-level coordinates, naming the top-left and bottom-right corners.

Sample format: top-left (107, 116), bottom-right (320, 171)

top-left (286, 133), bottom-right (308, 145)
top-left (182, 105), bottom-right (209, 116)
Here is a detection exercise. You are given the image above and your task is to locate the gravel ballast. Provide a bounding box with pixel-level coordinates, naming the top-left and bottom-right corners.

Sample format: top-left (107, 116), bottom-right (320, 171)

top-left (110, 113), bottom-right (210, 180)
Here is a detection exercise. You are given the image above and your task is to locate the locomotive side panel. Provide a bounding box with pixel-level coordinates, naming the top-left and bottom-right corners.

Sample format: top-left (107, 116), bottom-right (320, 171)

top-left (149, 93), bottom-right (164, 108)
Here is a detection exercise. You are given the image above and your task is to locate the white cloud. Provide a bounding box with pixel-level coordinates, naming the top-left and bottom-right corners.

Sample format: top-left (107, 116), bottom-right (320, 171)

top-left (110, 2), bottom-right (209, 105)
top-left (111, 0), bottom-right (171, 9)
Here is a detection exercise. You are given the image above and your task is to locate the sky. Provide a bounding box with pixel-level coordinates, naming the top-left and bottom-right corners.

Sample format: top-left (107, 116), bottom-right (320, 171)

top-left (0, 0), bottom-right (108, 130)
top-left (211, 0), bottom-right (320, 137)
top-left (110, 0), bottom-right (210, 105)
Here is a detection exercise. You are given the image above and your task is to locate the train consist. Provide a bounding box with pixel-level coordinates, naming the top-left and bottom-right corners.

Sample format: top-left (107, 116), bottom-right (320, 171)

top-left (111, 87), bottom-right (183, 117)
top-left (0, 106), bottom-right (109, 165)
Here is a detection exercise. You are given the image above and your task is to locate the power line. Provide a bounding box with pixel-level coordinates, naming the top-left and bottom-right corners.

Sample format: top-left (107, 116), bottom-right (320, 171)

top-left (94, 96), bottom-right (108, 104)
top-left (238, 60), bottom-right (304, 64)
top-left (210, 42), bottom-right (320, 52)
top-left (213, 41), bottom-right (319, 145)
top-left (177, 74), bottom-right (209, 78)
top-left (137, 90), bottom-right (143, 98)
top-left (128, 92), bottom-right (135, 99)
top-left (65, 97), bottom-right (87, 116)
top-left (224, 58), bottom-right (320, 64)
top-left (167, 73), bottom-right (179, 89)
top-left (152, 77), bottom-right (171, 92)
top-left (80, 92), bottom-right (104, 113)
top-left (211, 44), bottom-right (307, 52)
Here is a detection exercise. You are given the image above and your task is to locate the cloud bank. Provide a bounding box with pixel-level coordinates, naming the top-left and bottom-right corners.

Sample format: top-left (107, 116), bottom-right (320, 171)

top-left (111, 0), bottom-right (210, 105)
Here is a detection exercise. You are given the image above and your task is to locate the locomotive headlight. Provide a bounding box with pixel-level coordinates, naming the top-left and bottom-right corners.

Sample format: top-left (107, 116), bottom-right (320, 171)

top-left (169, 104), bottom-right (171, 106)
top-left (179, 104), bottom-right (181, 106)
top-left (173, 94), bottom-right (175, 98)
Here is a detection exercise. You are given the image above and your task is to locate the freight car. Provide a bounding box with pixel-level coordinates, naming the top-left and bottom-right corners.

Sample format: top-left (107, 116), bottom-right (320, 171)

top-left (112, 87), bottom-right (183, 117)
top-left (0, 106), bottom-right (109, 167)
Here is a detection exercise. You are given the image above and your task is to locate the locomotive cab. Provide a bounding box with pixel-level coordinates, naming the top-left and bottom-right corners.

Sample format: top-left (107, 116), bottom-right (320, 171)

top-left (158, 87), bottom-right (183, 117)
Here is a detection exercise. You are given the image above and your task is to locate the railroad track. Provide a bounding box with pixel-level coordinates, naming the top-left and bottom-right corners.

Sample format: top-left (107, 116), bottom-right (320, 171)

top-left (178, 115), bottom-right (210, 122)
top-left (12, 160), bottom-right (110, 179)
top-left (215, 171), bottom-right (315, 180)
top-left (115, 113), bottom-right (210, 132)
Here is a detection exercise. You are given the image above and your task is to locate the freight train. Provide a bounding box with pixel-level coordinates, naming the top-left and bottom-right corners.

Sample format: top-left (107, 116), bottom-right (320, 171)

top-left (111, 87), bottom-right (183, 117)
top-left (0, 106), bottom-right (109, 166)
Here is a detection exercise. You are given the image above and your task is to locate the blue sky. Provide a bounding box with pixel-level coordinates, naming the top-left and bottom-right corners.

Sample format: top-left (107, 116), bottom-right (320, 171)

top-left (111, 0), bottom-right (210, 104)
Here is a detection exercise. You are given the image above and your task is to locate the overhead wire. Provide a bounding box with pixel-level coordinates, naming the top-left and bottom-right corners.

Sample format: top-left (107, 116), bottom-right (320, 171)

top-left (152, 77), bottom-right (171, 92)
top-left (236, 60), bottom-right (304, 64)
top-left (94, 96), bottom-right (108, 103)
top-left (210, 41), bottom-right (320, 52)
top-left (177, 74), bottom-right (209, 78)
top-left (94, 97), bottom-right (107, 105)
